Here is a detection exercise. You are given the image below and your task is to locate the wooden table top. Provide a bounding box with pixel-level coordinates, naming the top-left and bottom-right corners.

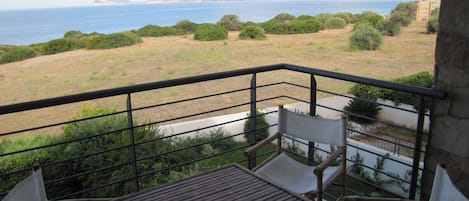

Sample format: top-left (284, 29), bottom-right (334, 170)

top-left (114, 163), bottom-right (309, 201)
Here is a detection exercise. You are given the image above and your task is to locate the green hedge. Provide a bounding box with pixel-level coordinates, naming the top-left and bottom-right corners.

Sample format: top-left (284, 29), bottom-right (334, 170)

top-left (41, 38), bottom-right (85, 55)
top-left (261, 18), bottom-right (323, 34)
top-left (87, 31), bottom-right (142, 49)
top-left (136, 25), bottom-right (182, 37)
top-left (356, 11), bottom-right (384, 27)
top-left (239, 26), bottom-right (266, 40)
top-left (193, 24), bottom-right (228, 41)
top-left (389, 2), bottom-right (417, 27)
top-left (174, 19), bottom-right (198, 34)
top-left (273, 13), bottom-right (296, 22)
top-left (0, 46), bottom-right (36, 64)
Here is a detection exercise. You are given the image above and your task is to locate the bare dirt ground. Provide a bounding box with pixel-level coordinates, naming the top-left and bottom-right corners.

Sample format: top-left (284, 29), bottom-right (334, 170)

top-left (0, 22), bottom-right (436, 136)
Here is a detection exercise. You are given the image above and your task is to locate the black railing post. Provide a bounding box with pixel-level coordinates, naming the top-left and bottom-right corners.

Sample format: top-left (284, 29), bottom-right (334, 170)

top-left (126, 93), bottom-right (140, 192)
top-left (249, 73), bottom-right (257, 169)
top-left (409, 96), bottom-right (425, 199)
top-left (308, 74), bottom-right (317, 165)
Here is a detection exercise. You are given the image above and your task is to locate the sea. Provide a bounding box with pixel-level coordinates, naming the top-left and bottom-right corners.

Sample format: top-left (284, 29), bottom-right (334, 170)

top-left (0, 0), bottom-right (404, 45)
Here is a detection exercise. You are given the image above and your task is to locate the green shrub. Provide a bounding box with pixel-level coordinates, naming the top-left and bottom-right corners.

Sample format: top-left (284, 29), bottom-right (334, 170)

top-left (356, 11), bottom-right (384, 27)
top-left (273, 13), bottom-right (295, 22)
top-left (350, 24), bottom-right (383, 50)
top-left (325, 17), bottom-right (347, 29)
top-left (241, 21), bottom-right (258, 29)
top-left (239, 26), bottom-right (266, 40)
top-left (389, 2), bottom-right (417, 27)
top-left (376, 19), bottom-right (401, 36)
top-left (193, 24), bottom-right (228, 41)
top-left (41, 38), bottom-right (85, 55)
top-left (0, 46), bottom-right (36, 64)
top-left (344, 84), bottom-right (381, 124)
top-left (64, 30), bottom-right (85, 40)
top-left (315, 13), bottom-right (334, 24)
top-left (87, 31), bottom-right (142, 49)
top-left (334, 12), bottom-right (355, 24)
top-left (217, 14), bottom-right (242, 31)
top-left (174, 19), bottom-right (198, 33)
top-left (426, 8), bottom-right (439, 33)
top-left (244, 110), bottom-right (270, 142)
top-left (136, 25), bottom-right (182, 37)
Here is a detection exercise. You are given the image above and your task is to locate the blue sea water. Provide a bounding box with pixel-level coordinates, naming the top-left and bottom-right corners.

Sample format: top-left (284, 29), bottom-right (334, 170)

top-left (0, 0), bottom-right (403, 45)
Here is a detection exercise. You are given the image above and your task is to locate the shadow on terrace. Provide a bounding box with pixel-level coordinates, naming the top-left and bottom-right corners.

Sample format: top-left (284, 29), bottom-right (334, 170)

top-left (0, 64), bottom-right (445, 200)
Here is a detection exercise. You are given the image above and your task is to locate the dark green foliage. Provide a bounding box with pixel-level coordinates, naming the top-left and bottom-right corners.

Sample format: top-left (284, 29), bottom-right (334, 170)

top-left (261, 18), bottom-right (323, 34)
top-left (376, 19), bottom-right (401, 36)
top-left (174, 19), bottom-right (198, 33)
top-left (244, 110), bottom-right (270, 142)
top-left (64, 30), bottom-right (85, 40)
top-left (136, 25), bottom-right (182, 37)
top-left (325, 17), bottom-right (347, 29)
top-left (217, 14), bottom-right (242, 31)
top-left (356, 11), bottom-right (384, 27)
top-left (241, 21), bottom-right (258, 29)
top-left (273, 13), bottom-right (295, 22)
top-left (314, 13), bottom-right (334, 24)
top-left (239, 26), bottom-right (266, 40)
top-left (193, 24), bottom-right (228, 41)
top-left (426, 8), bottom-right (439, 33)
top-left (41, 38), bottom-right (85, 55)
top-left (0, 46), bottom-right (36, 64)
top-left (350, 24), bottom-right (383, 50)
top-left (389, 2), bottom-right (417, 27)
top-left (344, 84), bottom-right (382, 124)
top-left (381, 72), bottom-right (433, 111)
top-left (87, 31), bottom-right (142, 49)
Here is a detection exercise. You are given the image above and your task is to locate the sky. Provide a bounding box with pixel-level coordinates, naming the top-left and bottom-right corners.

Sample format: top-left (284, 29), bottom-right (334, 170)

top-left (0, 0), bottom-right (95, 10)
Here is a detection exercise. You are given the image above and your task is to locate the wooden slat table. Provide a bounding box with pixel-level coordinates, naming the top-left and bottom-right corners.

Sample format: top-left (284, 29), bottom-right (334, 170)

top-left (115, 164), bottom-right (309, 201)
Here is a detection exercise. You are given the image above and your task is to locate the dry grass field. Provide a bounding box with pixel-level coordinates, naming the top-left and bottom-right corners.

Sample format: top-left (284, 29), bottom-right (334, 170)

top-left (0, 22), bottom-right (436, 136)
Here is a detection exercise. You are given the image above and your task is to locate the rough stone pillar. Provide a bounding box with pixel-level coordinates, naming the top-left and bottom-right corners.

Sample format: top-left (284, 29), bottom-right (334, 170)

top-left (422, 0), bottom-right (469, 199)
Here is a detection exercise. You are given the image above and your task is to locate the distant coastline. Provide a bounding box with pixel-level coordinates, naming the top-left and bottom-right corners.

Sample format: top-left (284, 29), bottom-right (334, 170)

top-left (94, 0), bottom-right (246, 5)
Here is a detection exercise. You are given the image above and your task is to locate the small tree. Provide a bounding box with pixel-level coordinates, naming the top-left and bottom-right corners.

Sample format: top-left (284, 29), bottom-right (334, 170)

top-left (174, 19), bottom-right (198, 34)
top-left (273, 13), bottom-right (295, 22)
top-left (243, 110), bottom-right (270, 142)
top-left (217, 14), bottom-right (242, 31)
top-left (350, 24), bottom-right (383, 50)
top-left (389, 2), bottom-right (417, 27)
top-left (357, 11), bottom-right (384, 27)
top-left (239, 26), bottom-right (266, 40)
top-left (426, 8), bottom-right (439, 33)
top-left (344, 84), bottom-right (381, 124)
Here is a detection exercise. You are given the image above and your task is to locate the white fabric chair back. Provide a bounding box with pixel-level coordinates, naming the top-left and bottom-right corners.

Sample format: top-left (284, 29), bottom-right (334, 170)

top-left (278, 106), bottom-right (346, 146)
top-left (2, 168), bottom-right (47, 201)
top-left (429, 164), bottom-right (469, 201)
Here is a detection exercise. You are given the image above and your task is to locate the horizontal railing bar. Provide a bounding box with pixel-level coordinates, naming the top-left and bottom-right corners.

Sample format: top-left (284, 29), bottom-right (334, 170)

top-left (0, 64), bottom-right (444, 116)
top-left (0, 64), bottom-right (283, 115)
top-left (283, 81), bottom-right (422, 115)
top-left (0, 110), bottom-right (127, 137)
top-left (138, 145), bottom-right (250, 178)
top-left (45, 160), bottom-right (132, 185)
top-left (348, 128), bottom-right (416, 150)
top-left (0, 127), bottom-right (129, 158)
top-left (283, 64), bottom-right (445, 98)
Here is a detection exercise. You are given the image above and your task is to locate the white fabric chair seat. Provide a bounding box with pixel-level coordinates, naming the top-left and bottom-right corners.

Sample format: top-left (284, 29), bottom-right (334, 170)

top-left (255, 153), bottom-right (340, 194)
top-left (429, 164), bottom-right (469, 201)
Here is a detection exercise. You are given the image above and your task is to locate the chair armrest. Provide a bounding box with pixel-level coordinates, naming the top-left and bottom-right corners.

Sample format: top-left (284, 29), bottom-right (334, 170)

top-left (314, 147), bottom-right (345, 175)
top-left (244, 132), bottom-right (280, 157)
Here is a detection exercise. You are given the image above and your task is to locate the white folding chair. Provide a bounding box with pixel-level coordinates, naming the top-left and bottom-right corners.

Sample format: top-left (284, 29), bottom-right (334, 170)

top-left (429, 164), bottom-right (469, 201)
top-left (2, 168), bottom-right (48, 201)
top-left (245, 105), bottom-right (347, 201)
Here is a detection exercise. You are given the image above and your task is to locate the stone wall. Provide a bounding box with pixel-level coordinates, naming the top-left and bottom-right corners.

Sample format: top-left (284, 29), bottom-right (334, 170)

top-left (423, 0), bottom-right (469, 199)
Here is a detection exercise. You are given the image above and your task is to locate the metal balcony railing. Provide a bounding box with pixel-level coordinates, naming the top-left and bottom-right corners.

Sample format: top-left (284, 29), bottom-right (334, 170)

top-left (0, 64), bottom-right (445, 200)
